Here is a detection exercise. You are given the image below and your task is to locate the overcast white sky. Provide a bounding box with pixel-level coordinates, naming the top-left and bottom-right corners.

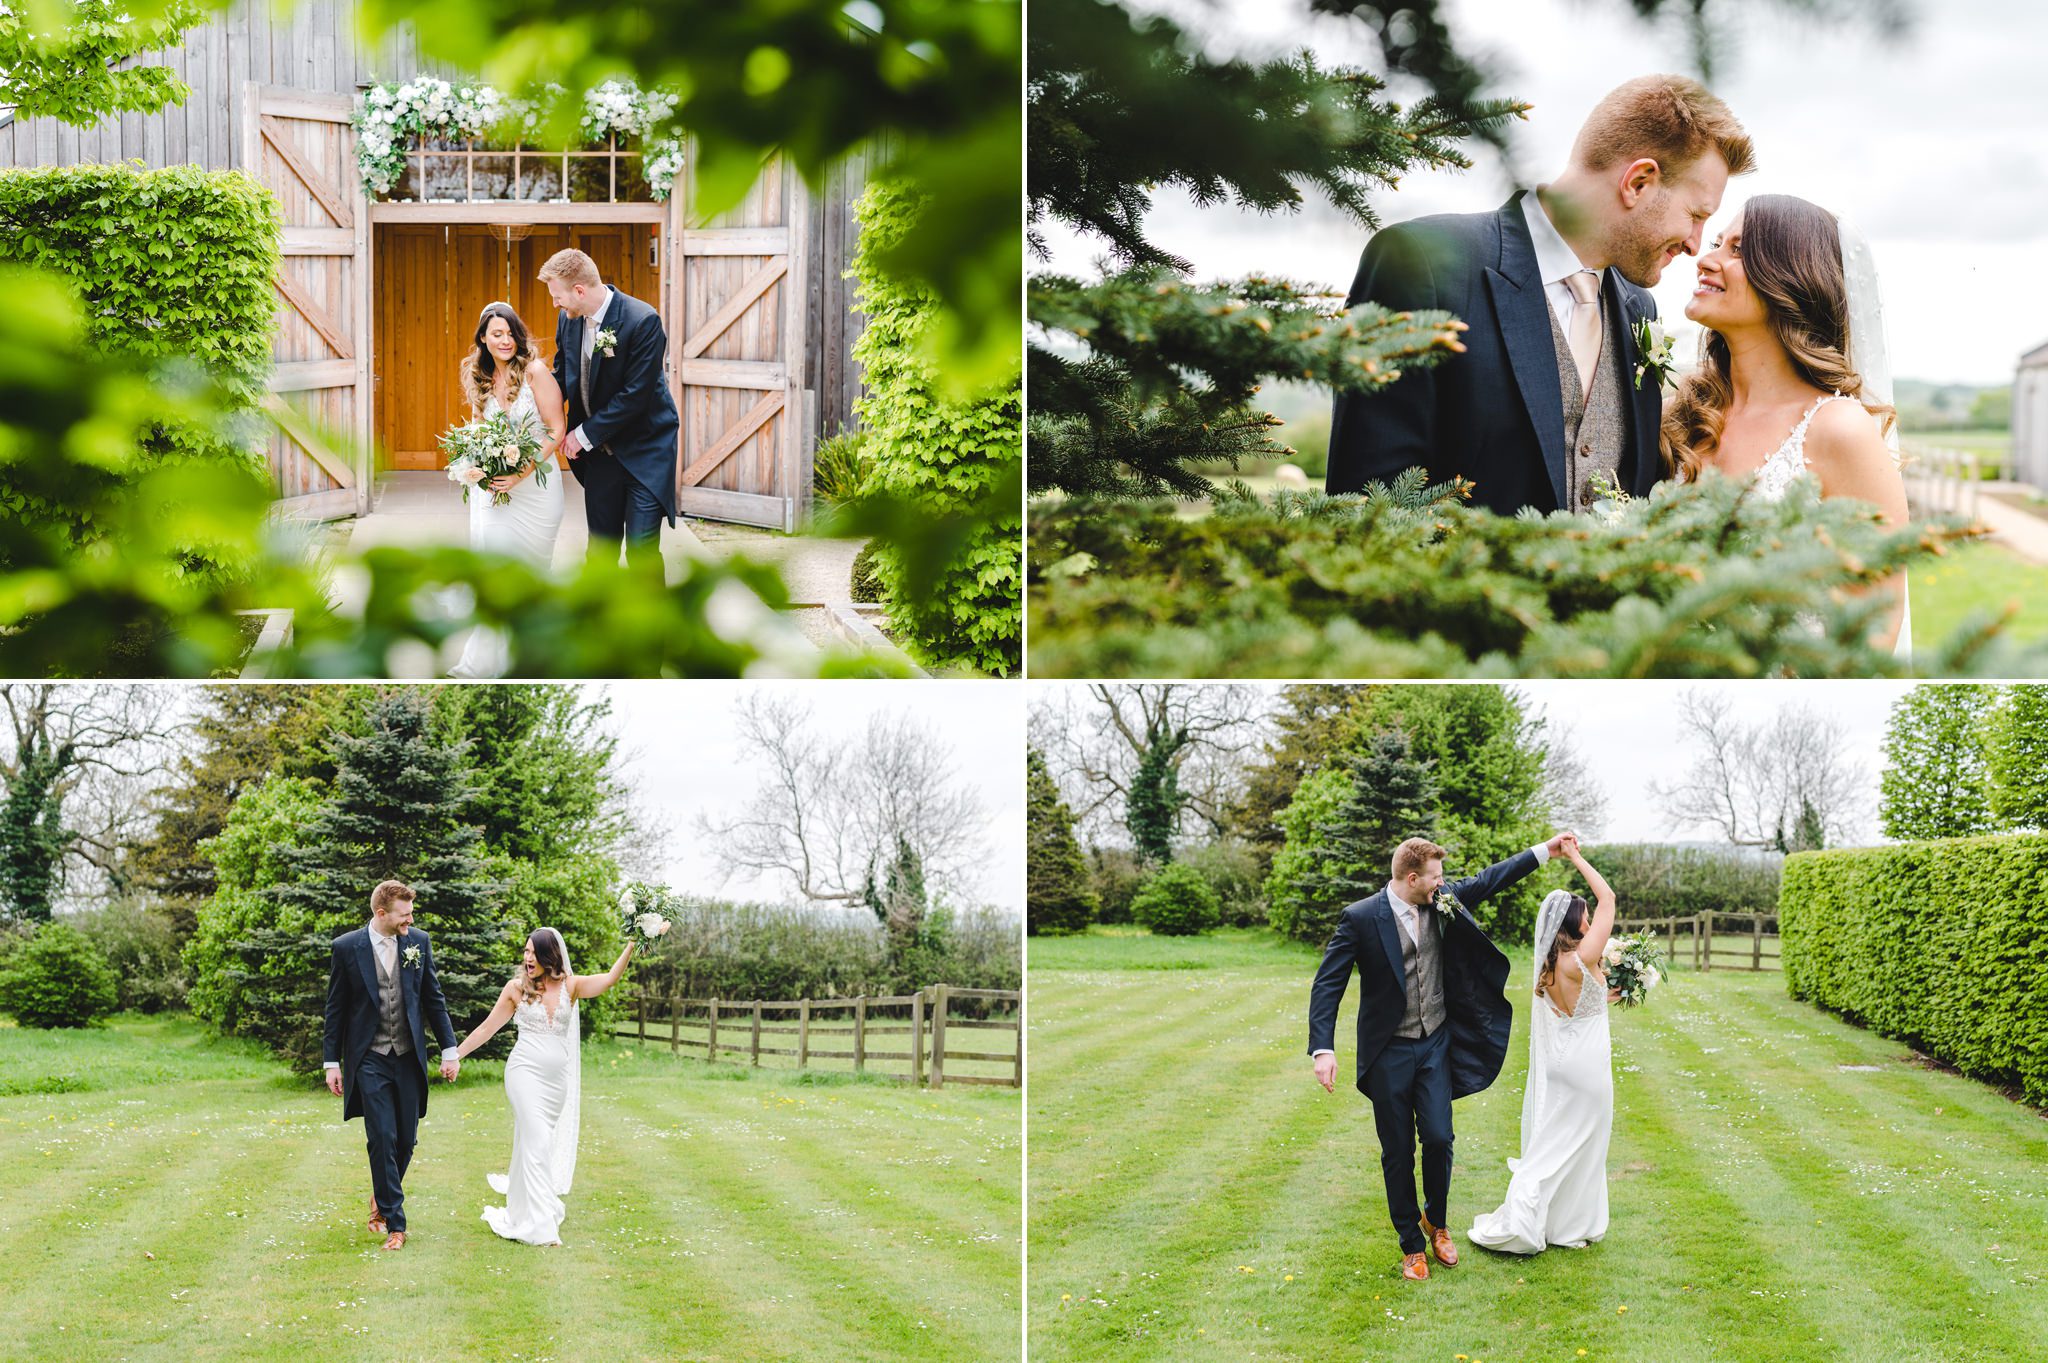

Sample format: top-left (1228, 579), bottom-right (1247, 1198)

top-left (605, 682), bottom-right (1024, 911)
top-left (1037, 0), bottom-right (2048, 385)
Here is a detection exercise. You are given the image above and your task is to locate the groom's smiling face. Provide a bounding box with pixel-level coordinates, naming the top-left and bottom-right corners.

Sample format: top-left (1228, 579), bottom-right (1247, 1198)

top-left (1613, 151), bottom-right (1731, 288)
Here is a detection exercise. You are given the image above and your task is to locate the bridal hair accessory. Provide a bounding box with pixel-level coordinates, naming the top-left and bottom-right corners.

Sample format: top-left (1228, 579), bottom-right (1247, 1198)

top-left (481, 300), bottom-right (513, 318)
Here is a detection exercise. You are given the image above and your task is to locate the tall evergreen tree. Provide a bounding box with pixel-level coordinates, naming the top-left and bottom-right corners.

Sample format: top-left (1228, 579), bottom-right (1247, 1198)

top-left (1230, 685), bottom-right (1368, 867)
top-left (1028, 748), bottom-right (1097, 935)
top-left (227, 690), bottom-right (508, 1070)
top-left (1879, 684), bottom-right (1997, 842)
top-left (1987, 685), bottom-right (2048, 831)
top-left (1266, 729), bottom-right (1440, 944)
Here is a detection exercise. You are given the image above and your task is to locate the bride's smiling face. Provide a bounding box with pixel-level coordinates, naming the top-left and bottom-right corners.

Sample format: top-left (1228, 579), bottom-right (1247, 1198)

top-left (483, 317), bottom-right (519, 364)
top-left (1686, 213), bottom-right (1767, 331)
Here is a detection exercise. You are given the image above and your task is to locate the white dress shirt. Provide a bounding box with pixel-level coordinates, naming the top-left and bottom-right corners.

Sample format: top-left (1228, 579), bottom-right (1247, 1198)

top-left (1312, 841), bottom-right (1553, 1059)
top-left (570, 285), bottom-right (615, 454)
top-left (1522, 190), bottom-right (1604, 336)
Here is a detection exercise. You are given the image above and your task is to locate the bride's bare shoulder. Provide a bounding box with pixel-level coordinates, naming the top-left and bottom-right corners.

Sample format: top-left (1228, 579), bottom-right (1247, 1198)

top-left (1803, 397), bottom-right (1890, 467)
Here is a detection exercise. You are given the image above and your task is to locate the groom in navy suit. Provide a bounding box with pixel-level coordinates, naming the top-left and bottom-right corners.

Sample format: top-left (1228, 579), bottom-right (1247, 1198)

top-left (1308, 834), bottom-right (1567, 1281)
top-left (1326, 74), bottom-right (1754, 514)
top-left (322, 880), bottom-right (459, 1251)
top-left (542, 247), bottom-right (682, 569)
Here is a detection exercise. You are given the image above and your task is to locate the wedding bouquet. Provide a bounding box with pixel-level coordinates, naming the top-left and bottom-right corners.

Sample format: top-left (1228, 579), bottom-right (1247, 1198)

top-left (1601, 931), bottom-right (1668, 1008)
top-left (619, 887), bottom-right (671, 946)
top-left (441, 407), bottom-right (546, 506)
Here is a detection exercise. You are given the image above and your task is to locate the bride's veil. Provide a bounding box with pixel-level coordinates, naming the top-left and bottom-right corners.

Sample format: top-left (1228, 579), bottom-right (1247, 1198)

top-left (546, 926), bottom-right (581, 1196)
top-left (1522, 890), bottom-right (1575, 1153)
top-left (1837, 216), bottom-right (1899, 465)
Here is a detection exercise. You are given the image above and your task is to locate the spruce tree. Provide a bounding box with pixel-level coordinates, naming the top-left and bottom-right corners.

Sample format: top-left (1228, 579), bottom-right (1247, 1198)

top-left (1268, 729), bottom-right (1440, 944)
top-left (1879, 685), bottom-right (1997, 842)
top-left (233, 690), bottom-right (508, 1069)
top-left (1028, 748), bottom-right (1098, 935)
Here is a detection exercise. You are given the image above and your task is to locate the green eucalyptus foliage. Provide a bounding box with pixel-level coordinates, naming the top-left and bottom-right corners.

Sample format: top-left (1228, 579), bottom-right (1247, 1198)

top-left (1781, 834), bottom-right (2048, 1105)
top-left (846, 179), bottom-right (1021, 675)
top-left (1031, 472), bottom-right (2001, 678)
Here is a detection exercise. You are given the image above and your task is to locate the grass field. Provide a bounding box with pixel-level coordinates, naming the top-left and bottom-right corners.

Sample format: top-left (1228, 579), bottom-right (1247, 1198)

top-left (0, 1013), bottom-right (1019, 1363)
top-left (1027, 927), bottom-right (2048, 1363)
top-left (1909, 541), bottom-right (2048, 648)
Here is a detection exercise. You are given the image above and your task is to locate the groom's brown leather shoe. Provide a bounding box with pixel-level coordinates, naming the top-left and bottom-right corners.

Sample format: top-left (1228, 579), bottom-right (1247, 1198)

top-left (1420, 1215), bottom-right (1458, 1267)
top-left (368, 1213), bottom-right (387, 1236)
top-left (1400, 1251), bottom-right (1429, 1281)
top-left (381, 1231), bottom-right (406, 1251)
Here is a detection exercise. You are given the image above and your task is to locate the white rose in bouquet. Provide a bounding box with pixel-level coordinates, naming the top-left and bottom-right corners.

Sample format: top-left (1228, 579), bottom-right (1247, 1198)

top-left (634, 911), bottom-right (672, 940)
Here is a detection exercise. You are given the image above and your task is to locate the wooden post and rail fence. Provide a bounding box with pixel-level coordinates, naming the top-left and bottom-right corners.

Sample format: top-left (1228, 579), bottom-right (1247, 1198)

top-left (1612, 910), bottom-right (1781, 972)
top-left (613, 984), bottom-right (1022, 1089)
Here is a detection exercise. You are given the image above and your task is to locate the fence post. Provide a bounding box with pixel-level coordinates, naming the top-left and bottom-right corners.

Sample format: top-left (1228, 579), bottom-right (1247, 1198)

top-left (751, 1000), bottom-right (762, 1067)
top-left (798, 998), bottom-right (810, 1071)
top-left (1012, 990), bottom-right (1024, 1089)
top-left (708, 999), bottom-right (719, 1064)
top-left (1702, 913), bottom-right (1713, 972)
top-left (670, 993), bottom-right (681, 1055)
top-left (854, 996), bottom-right (867, 1074)
top-left (911, 988), bottom-right (926, 1086)
top-left (931, 984), bottom-right (949, 1091)
top-left (1753, 912), bottom-right (1763, 971)
top-left (637, 991), bottom-right (647, 1042)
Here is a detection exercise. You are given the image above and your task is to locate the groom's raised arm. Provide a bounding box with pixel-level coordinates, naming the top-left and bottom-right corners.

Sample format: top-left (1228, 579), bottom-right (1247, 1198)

top-left (1307, 910), bottom-right (1361, 1057)
top-left (580, 311), bottom-right (668, 451)
top-left (1446, 840), bottom-right (1555, 912)
top-left (1326, 224), bottom-right (1442, 497)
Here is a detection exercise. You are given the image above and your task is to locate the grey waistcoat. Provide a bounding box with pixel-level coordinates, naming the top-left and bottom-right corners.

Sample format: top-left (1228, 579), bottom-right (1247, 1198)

top-left (370, 936), bottom-right (412, 1057)
top-left (1395, 904), bottom-right (1448, 1039)
top-left (1547, 291), bottom-right (1629, 511)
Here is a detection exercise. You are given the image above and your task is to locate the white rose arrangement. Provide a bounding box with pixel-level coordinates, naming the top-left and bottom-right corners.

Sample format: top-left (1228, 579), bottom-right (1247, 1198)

top-left (620, 887), bottom-right (671, 946)
top-left (1603, 931), bottom-right (1669, 1009)
top-left (441, 408), bottom-right (546, 506)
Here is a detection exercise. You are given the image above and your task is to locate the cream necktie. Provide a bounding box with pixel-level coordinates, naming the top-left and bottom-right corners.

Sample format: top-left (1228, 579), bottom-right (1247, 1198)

top-left (1564, 270), bottom-right (1603, 398)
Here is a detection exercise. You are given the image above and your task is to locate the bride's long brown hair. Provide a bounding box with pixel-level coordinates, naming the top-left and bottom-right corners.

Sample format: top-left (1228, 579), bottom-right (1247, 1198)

top-left (1660, 194), bottom-right (1894, 483)
top-left (458, 302), bottom-right (535, 416)
top-left (1536, 897), bottom-right (1590, 995)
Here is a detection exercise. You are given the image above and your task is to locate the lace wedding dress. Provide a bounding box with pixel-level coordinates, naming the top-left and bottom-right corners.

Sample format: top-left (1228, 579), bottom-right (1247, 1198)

top-left (1748, 392), bottom-right (1913, 663)
top-left (1469, 912), bottom-right (1611, 1254)
top-left (449, 381), bottom-right (563, 678)
top-left (480, 982), bottom-right (582, 1246)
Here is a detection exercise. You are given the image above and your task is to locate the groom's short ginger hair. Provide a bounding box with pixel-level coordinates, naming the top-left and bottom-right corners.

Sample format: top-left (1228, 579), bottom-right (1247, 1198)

top-left (1392, 839), bottom-right (1449, 881)
top-left (538, 247), bottom-right (602, 289)
top-left (1571, 74), bottom-right (1756, 179)
top-left (371, 881), bottom-right (416, 916)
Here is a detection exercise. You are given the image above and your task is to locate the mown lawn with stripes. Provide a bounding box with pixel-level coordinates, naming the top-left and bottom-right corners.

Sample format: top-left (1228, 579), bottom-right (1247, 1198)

top-left (1, 1013), bottom-right (1018, 1363)
top-left (1028, 927), bottom-right (2046, 1363)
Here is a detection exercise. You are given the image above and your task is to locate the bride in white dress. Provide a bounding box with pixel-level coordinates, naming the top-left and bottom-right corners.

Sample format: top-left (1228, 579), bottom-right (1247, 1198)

top-left (448, 301), bottom-right (568, 679)
top-left (445, 927), bottom-right (637, 1246)
top-left (1469, 836), bottom-right (1616, 1255)
top-left (1663, 194), bottom-right (1911, 662)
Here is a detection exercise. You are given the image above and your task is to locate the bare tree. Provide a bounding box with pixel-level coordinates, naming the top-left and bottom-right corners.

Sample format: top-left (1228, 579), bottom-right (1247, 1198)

top-left (1538, 718), bottom-right (1609, 840)
top-left (1030, 683), bottom-right (1267, 848)
top-left (698, 693), bottom-right (987, 905)
top-left (1649, 690), bottom-right (1866, 851)
top-left (0, 684), bottom-right (189, 917)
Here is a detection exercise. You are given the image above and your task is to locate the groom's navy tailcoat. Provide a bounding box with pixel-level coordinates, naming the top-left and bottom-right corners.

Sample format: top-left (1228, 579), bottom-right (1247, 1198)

top-left (1325, 192), bottom-right (1666, 514)
top-left (1306, 850), bottom-right (1532, 1100)
top-left (555, 288), bottom-right (682, 523)
top-left (322, 926), bottom-right (458, 1121)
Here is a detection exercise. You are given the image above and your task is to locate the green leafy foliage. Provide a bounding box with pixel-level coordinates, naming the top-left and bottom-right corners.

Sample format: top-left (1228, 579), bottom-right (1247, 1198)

top-left (1176, 838), bottom-right (1268, 929)
top-left (1031, 472), bottom-right (2000, 678)
top-left (1880, 684), bottom-right (1999, 841)
top-left (1986, 685), bottom-right (2048, 830)
top-left (1781, 834), bottom-right (2048, 1105)
top-left (0, 731), bottom-right (71, 923)
top-left (1129, 862), bottom-right (1221, 937)
top-left (1265, 732), bottom-right (1437, 945)
top-left (1087, 845), bottom-right (1144, 926)
top-left (846, 179), bottom-right (1021, 674)
top-left (71, 898), bottom-right (187, 1013)
top-left (1027, 748), bottom-right (1097, 936)
top-left (1573, 844), bottom-right (1783, 919)
top-left (0, 922), bottom-right (118, 1028)
top-left (1125, 733), bottom-right (1186, 866)
top-left (0, 0), bottom-right (200, 127)
top-left (811, 428), bottom-right (876, 510)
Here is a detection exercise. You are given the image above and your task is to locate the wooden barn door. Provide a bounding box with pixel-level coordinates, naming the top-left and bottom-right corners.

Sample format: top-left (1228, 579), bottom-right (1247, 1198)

top-left (374, 223), bottom-right (662, 469)
top-left (677, 156), bottom-right (812, 529)
top-left (242, 83), bottom-right (370, 519)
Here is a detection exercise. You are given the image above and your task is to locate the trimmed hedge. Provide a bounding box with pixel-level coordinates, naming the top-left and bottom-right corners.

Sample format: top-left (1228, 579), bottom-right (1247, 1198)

top-left (1781, 834), bottom-right (2048, 1105)
top-left (0, 162), bottom-right (280, 581)
top-left (1580, 843), bottom-right (1782, 920)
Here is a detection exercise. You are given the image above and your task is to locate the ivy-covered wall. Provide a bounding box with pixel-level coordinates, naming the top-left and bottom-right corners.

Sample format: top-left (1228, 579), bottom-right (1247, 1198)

top-left (848, 179), bottom-right (1021, 676)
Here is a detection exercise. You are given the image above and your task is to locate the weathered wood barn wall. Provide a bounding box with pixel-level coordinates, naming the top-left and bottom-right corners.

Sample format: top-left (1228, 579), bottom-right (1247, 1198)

top-left (0, 0), bottom-right (875, 526)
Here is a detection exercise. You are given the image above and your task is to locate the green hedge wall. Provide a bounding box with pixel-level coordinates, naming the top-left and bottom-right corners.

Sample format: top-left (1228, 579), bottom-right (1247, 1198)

top-left (0, 163), bottom-right (280, 580)
top-left (1781, 835), bottom-right (2048, 1105)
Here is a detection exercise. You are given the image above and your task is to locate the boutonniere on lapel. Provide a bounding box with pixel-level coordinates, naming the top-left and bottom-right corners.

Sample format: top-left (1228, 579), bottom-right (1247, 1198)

top-left (1431, 887), bottom-right (1461, 928)
top-left (1631, 317), bottom-right (1676, 391)
top-left (403, 944), bottom-right (422, 970)
top-left (593, 326), bottom-right (619, 358)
